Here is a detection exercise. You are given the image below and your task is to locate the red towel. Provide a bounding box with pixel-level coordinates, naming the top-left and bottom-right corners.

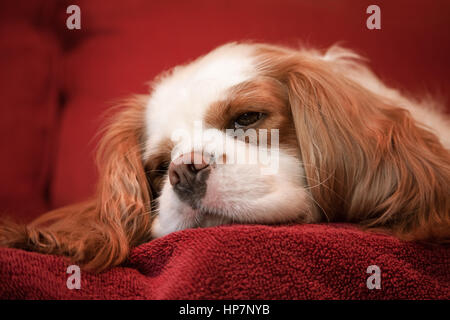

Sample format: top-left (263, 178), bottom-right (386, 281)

top-left (0, 223), bottom-right (448, 299)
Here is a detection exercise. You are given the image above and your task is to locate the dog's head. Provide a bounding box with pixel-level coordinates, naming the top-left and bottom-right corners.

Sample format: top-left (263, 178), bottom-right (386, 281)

top-left (96, 42), bottom-right (449, 243)
top-left (147, 43), bottom-right (314, 237)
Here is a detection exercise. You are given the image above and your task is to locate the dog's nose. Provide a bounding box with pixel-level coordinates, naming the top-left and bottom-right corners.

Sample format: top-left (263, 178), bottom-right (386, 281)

top-left (168, 152), bottom-right (211, 187)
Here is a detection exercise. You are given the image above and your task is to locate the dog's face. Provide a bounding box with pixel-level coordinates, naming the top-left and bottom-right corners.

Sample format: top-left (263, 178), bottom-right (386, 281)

top-left (110, 42), bottom-right (448, 241)
top-left (144, 44), bottom-right (316, 238)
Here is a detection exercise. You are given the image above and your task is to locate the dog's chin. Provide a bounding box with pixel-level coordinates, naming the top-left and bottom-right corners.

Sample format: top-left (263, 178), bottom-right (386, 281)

top-left (151, 152), bottom-right (313, 239)
top-left (151, 185), bottom-right (312, 239)
top-left (151, 204), bottom-right (233, 238)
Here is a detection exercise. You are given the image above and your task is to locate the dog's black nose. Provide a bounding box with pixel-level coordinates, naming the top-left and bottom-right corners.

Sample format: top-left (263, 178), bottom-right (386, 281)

top-left (168, 152), bottom-right (210, 186)
top-left (168, 152), bottom-right (211, 206)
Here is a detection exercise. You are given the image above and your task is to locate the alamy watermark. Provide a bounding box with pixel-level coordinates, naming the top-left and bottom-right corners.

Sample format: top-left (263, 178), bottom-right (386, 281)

top-left (366, 265), bottom-right (381, 289)
top-left (169, 121), bottom-right (280, 175)
top-left (366, 5), bottom-right (381, 30)
top-left (66, 264), bottom-right (81, 290)
top-left (66, 5), bottom-right (81, 30)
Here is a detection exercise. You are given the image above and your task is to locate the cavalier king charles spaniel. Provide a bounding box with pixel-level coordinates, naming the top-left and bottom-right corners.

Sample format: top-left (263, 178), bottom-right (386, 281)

top-left (1, 42), bottom-right (449, 272)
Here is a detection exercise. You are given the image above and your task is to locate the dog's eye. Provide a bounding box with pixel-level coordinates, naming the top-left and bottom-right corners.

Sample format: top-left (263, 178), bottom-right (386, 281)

top-left (156, 161), bottom-right (170, 174)
top-left (233, 112), bottom-right (264, 128)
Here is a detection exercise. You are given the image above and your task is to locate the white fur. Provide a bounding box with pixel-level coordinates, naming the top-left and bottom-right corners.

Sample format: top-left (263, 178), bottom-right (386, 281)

top-left (144, 43), bottom-right (258, 158)
top-left (150, 122), bottom-right (312, 238)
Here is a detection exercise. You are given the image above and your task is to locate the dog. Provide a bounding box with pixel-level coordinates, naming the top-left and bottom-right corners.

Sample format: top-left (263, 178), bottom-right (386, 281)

top-left (1, 42), bottom-right (449, 272)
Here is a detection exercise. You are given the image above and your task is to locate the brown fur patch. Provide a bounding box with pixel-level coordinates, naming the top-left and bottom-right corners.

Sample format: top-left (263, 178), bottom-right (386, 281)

top-left (253, 43), bottom-right (450, 242)
top-left (204, 76), bottom-right (298, 154)
top-left (144, 138), bottom-right (174, 198)
top-left (0, 95), bottom-right (155, 272)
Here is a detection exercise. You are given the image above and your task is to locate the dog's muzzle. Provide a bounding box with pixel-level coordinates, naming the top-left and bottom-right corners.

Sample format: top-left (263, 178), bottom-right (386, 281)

top-left (168, 152), bottom-right (211, 208)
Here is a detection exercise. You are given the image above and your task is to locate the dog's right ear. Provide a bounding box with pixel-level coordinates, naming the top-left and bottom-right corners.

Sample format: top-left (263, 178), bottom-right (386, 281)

top-left (257, 44), bottom-right (450, 242)
top-left (0, 95), bottom-right (154, 272)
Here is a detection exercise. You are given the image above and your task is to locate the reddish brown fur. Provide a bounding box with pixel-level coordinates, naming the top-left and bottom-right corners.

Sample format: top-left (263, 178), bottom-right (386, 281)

top-left (144, 138), bottom-right (174, 199)
top-left (255, 44), bottom-right (450, 241)
top-left (0, 95), bottom-right (153, 272)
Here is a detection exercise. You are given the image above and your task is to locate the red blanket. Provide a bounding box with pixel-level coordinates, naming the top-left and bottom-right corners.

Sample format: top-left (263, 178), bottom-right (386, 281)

top-left (0, 223), bottom-right (448, 299)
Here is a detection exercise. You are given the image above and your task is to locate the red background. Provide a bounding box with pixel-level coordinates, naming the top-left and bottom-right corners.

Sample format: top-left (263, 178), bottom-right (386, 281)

top-left (0, 0), bottom-right (449, 222)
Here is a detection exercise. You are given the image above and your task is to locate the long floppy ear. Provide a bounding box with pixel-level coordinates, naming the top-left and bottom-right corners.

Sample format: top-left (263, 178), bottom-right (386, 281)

top-left (0, 95), bottom-right (153, 272)
top-left (259, 46), bottom-right (450, 242)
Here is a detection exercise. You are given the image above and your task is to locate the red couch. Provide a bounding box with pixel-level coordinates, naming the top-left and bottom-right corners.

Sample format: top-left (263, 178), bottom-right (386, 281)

top-left (0, 0), bottom-right (449, 299)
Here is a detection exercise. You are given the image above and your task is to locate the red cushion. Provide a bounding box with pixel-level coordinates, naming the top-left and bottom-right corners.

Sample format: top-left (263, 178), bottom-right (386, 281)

top-left (0, 224), bottom-right (448, 299)
top-left (0, 23), bottom-right (60, 221)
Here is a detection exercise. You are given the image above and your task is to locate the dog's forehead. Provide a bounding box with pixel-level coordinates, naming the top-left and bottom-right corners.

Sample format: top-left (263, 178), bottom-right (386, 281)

top-left (144, 44), bottom-right (258, 156)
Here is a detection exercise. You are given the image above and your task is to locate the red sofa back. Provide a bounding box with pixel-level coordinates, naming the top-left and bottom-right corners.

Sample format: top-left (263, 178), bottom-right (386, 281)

top-left (1, 0), bottom-right (449, 222)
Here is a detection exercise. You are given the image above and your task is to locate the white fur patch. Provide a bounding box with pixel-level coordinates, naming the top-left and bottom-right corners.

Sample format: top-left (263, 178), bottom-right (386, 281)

top-left (144, 43), bottom-right (258, 158)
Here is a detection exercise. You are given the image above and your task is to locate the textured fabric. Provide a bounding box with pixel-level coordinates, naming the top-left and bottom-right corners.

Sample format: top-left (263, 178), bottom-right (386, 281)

top-left (1, 224), bottom-right (449, 299)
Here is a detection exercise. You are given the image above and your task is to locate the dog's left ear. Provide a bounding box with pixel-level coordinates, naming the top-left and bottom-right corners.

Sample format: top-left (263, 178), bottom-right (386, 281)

top-left (93, 95), bottom-right (154, 259)
top-left (0, 95), bottom-right (154, 272)
top-left (264, 48), bottom-right (450, 241)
